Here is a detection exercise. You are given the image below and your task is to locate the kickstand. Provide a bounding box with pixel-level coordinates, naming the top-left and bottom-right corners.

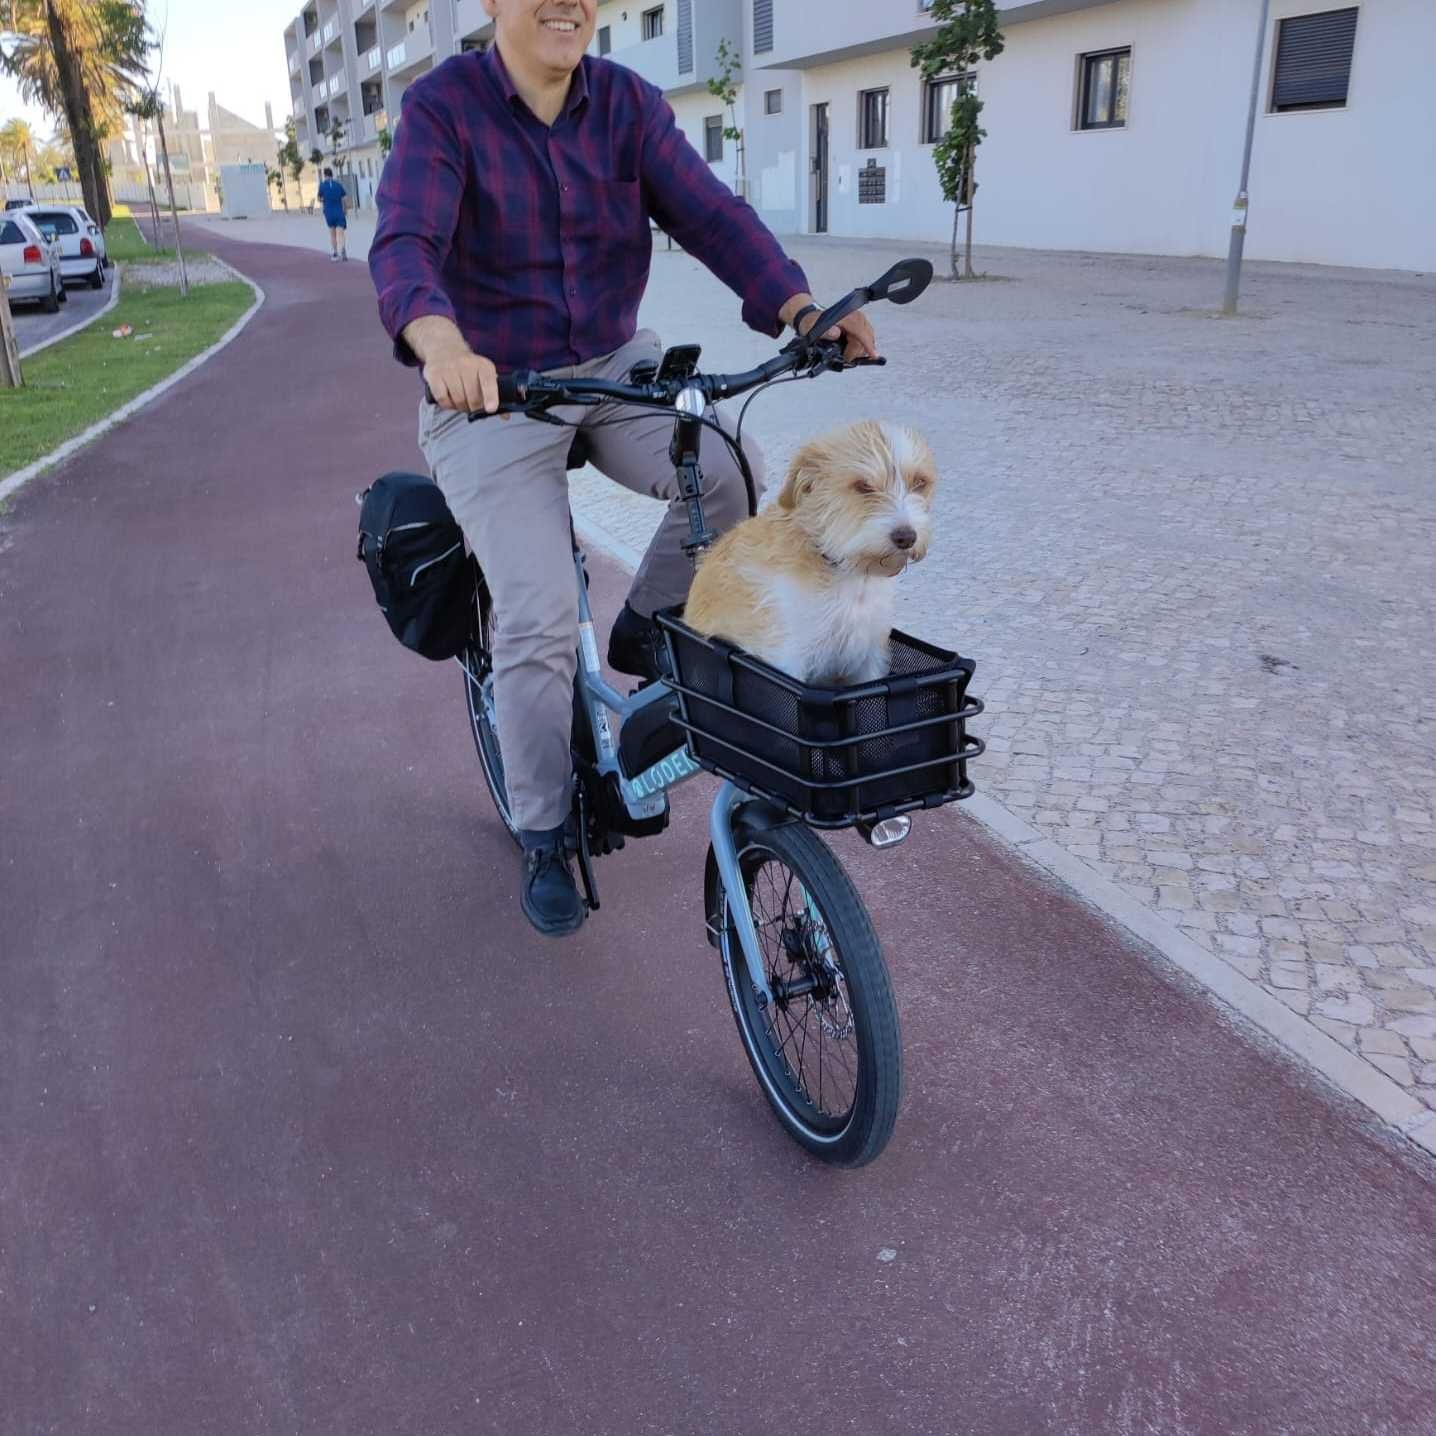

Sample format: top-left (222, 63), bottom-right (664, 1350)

top-left (573, 786), bottom-right (601, 913)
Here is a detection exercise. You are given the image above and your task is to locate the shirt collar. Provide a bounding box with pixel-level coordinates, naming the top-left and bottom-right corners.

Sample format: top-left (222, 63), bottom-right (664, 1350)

top-left (483, 43), bottom-right (590, 122)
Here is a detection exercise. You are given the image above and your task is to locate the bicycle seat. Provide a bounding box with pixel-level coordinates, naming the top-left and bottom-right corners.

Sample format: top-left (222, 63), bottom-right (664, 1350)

top-left (566, 433), bottom-right (592, 471)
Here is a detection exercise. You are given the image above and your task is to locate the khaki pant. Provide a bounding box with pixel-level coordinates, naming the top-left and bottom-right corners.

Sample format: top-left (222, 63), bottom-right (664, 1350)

top-left (419, 329), bottom-right (765, 832)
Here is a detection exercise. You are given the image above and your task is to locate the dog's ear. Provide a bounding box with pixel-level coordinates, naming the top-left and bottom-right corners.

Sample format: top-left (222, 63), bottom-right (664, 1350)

top-left (777, 442), bottom-right (824, 510)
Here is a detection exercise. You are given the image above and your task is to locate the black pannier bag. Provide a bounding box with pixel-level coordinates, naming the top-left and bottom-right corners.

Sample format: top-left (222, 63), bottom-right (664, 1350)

top-left (356, 472), bottom-right (474, 661)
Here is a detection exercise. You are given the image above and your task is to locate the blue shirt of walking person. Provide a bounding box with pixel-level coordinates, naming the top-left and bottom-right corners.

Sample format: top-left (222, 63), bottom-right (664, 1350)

top-left (318, 176), bottom-right (347, 229)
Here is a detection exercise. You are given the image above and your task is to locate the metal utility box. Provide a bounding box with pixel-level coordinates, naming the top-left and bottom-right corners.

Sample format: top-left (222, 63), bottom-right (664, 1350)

top-left (219, 163), bottom-right (271, 220)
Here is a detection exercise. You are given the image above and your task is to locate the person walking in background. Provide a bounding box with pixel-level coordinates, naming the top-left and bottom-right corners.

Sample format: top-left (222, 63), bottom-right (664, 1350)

top-left (318, 168), bottom-right (348, 261)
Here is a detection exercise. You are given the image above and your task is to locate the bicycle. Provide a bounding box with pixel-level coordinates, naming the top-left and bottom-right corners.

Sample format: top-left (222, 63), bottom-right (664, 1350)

top-left (452, 259), bottom-right (984, 1167)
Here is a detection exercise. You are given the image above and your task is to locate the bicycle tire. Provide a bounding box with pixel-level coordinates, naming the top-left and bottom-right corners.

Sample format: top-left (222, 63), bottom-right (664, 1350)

top-left (462, 595), bottom-right (519, 845)
top-left (718, 821), bottom-right (901, 1167)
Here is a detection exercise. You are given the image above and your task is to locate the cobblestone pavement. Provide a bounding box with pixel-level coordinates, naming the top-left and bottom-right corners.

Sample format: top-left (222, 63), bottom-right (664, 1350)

top-left (567, 237), bottom-right (1436, 1110)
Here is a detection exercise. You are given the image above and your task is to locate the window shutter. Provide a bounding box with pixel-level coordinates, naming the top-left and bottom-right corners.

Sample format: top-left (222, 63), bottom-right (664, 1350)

top-left (753, 0), bottom-right (773, 55)
top-left (678, 0), bottom-right (694, 74)
top-left (1272, 8), bottom-right (1358, 109)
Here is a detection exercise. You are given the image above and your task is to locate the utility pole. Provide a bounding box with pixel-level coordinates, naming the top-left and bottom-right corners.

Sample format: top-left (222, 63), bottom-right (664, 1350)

top-left (1222, 0), bottom-right (1272, 315)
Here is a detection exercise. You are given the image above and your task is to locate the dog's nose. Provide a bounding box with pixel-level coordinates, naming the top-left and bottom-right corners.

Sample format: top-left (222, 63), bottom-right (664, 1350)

top-left (891, 526), bottom-right (917, 551)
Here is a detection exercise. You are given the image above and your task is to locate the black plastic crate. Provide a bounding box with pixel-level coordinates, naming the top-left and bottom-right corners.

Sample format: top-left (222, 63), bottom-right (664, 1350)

top-left (655, 612), bottom-right (985, 828)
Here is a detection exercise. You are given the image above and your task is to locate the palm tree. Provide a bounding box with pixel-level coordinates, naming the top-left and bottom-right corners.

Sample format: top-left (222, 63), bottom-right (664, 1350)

top-left (0, 116), bottom-right (39, 197)
top-left (0, 0), bottom-right (152, 229)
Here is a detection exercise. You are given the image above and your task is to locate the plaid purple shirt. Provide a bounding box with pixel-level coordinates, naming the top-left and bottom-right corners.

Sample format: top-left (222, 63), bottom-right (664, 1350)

top-left (369, 46), bottom-right (809, 374)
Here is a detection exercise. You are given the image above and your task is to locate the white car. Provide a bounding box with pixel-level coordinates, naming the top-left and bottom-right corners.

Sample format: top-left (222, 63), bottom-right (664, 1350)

top-left (23, 204), bottom-right (108, 289)
top-left (0, 210), bottom-right (66, 313)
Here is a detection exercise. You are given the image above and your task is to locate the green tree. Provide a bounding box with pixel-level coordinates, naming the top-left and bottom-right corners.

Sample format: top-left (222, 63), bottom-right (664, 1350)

top-left (326, 115), bottom-right (346, 173)
top-left (704, 38), bottom-right (745, 196)
top-left (0, 116), bottom-right (39, 196)
top-left (376, 124), bottom-right (391, 160)
top-left (0, 0), bottom-right (153, 229)
top-left (911, 0), bottom-right (1004, 279)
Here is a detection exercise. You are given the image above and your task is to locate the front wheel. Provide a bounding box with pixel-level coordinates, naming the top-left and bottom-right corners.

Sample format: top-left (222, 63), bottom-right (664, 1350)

top-left (718, 820), bottom-right (901, 1167)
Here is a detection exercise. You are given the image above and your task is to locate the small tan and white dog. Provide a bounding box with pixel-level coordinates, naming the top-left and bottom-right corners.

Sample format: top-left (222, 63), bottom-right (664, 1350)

top-left (683, 419), bottom-right (937, 686)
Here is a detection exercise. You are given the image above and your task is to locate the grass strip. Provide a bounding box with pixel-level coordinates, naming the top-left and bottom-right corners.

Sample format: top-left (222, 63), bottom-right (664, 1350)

top-left (103, 215), bottom-right (195, 264)
top-left (0, 276), bottom-right (252, 477)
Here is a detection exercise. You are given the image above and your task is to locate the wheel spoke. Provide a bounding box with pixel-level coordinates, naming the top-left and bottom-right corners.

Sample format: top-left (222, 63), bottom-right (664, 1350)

top-left (736, 849), bottom-right (865, 1125)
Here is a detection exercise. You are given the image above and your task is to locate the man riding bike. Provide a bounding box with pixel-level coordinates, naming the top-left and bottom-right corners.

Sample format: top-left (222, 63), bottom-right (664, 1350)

top-left (368, 0), bottom-right (878, 937)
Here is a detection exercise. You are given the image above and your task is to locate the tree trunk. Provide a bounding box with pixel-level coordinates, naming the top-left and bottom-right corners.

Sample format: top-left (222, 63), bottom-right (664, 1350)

top-left (155, 110), bottom-right (189, 297)
top-left (0, 276), bottom-right (23, 389)
top-left (963, 145), bottom-right (976, 279)
top-left (949, 199), bottom-right (960, 282)
top-left (24, 141), bottom-right (36, 200)
top-left (42, 0), bottom-right (107, 226)
top-left (140, 139), bottom-right (162, 244)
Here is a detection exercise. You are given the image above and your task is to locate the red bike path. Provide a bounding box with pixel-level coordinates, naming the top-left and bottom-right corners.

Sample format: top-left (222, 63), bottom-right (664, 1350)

top-left (3, 230), bottom-right (1434, 1436)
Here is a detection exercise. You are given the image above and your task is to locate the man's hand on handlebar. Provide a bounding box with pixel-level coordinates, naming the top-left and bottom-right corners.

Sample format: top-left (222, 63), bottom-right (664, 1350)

top-left (423, 350), bottom-right (502, 415)
top-left (780, 292), bottom-right (880, 364)
top-left (401, 314), bottom-right (504, 415)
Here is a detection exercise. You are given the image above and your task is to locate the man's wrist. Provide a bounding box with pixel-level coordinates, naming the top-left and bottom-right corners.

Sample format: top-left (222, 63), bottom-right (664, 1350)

top-left (403, 314), bottom-right (470, 365)
top-left (777, 292), bottom-right (817, 329)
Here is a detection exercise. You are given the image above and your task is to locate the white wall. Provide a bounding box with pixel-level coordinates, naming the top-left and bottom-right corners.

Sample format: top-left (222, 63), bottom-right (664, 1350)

top-left (746, 0), bottom-right (1435, 272)
top-left (670, 89), bottom-right (746, 194)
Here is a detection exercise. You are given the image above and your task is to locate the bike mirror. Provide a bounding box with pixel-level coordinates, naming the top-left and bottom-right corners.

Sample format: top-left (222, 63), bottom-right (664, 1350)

top-left (868, 258), bottom-right (934, 306)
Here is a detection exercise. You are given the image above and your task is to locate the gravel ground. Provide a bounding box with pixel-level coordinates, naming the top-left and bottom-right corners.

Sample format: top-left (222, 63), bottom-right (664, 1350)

top-left (123, 256), bottom-right (237, 288)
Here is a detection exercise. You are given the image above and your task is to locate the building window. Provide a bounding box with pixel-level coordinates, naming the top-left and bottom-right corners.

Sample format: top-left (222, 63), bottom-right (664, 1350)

top-left (858, 87), bottom-right (889, 149)
top-left (753, 0), bottom-right (773, 54)
top-left (1271, 8), bottom-right (1358, 111)
top-left (764, 88), bottom-right (783, 115)
top-left (642, 6), bottom-right (664, 41)
top-left (922, 72), bottom-right (971, 143)
top-left (704, 115), bottom-right (724, 162)
top-left (598, 25), bottom-right (611, 55)
top-left (1078, 48), bottom-right (1130, 129)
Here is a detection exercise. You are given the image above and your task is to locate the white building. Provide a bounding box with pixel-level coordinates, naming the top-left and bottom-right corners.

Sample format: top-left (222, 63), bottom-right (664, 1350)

top-left (283, 1), bottom-right (1432, 270)
top-left (742, 0), bottom-right (1433, 272)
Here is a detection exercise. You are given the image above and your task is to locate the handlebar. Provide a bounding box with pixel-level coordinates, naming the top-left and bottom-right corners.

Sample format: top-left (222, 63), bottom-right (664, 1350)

top-left (422, 256), bottom-right (932, 421)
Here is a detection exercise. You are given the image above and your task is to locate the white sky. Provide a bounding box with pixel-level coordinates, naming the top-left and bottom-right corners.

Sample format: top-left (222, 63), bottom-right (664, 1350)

top-left (2, 0), bottom-right (299, 142)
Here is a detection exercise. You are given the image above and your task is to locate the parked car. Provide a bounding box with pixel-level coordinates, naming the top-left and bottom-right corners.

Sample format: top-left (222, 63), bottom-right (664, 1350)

top-left (22, 204), bottom-right (107, 289)
top-left (0, 211), bottom-right (66, 313)
top-left (4, 197), bottom-right (33, 211)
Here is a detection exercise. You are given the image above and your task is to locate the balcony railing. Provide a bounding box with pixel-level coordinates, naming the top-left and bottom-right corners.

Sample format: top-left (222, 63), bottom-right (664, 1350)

top-left (367, 46), bottom-right (382, 72)
top-left (322, 18), bottom-right (338, 43)
top-left (288, 50), bottom-right (299, 73)
top-left (307, 33), bottom-right (321, 55)
top-left (328, 74), bottom-right (343, 96)
top-left (311, 81), bottom-right (327, 104)
top-left (387, 39), bottom-right (406, 69)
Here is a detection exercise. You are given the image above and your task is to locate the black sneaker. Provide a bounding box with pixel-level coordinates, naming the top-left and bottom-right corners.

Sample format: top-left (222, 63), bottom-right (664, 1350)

top-left (519, 830), bottom-right (586, 937)
top-left (607, 603), bottom-right (668, 684)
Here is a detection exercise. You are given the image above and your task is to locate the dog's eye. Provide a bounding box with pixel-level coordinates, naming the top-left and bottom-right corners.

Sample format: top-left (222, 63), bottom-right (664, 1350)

top-left (909, 474), bottom-right (931, 493)
top-left (852, 480), bottom-right (876, 495)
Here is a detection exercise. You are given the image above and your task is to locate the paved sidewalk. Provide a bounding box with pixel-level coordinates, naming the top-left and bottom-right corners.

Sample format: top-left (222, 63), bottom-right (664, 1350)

top-left (557, 236), bottom-right (1436, 1116)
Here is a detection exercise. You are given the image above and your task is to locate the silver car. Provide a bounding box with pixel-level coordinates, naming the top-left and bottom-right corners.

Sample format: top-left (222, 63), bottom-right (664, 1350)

top-left (22, 204), bottom-right (108, 289)
top-left (0, 210), bottom-right (66, 313)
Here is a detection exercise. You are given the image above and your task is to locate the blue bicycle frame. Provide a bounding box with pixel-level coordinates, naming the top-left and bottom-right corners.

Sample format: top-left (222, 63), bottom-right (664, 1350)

top-left (568, 538), bottom-right (776, 1006)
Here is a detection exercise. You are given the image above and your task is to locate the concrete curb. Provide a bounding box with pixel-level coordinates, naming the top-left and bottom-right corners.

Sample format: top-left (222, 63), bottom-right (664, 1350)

top-left (570, 507), bottom-right (1436, 1163)
top-left (0, 260), bottom-right (265, 507)
top-left (18, 266), bottom-right (123, 359)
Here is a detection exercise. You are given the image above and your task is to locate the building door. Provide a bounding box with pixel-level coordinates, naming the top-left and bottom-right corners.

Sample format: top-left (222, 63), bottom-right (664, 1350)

top-left (811, 103), bottom-right (829, 234)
